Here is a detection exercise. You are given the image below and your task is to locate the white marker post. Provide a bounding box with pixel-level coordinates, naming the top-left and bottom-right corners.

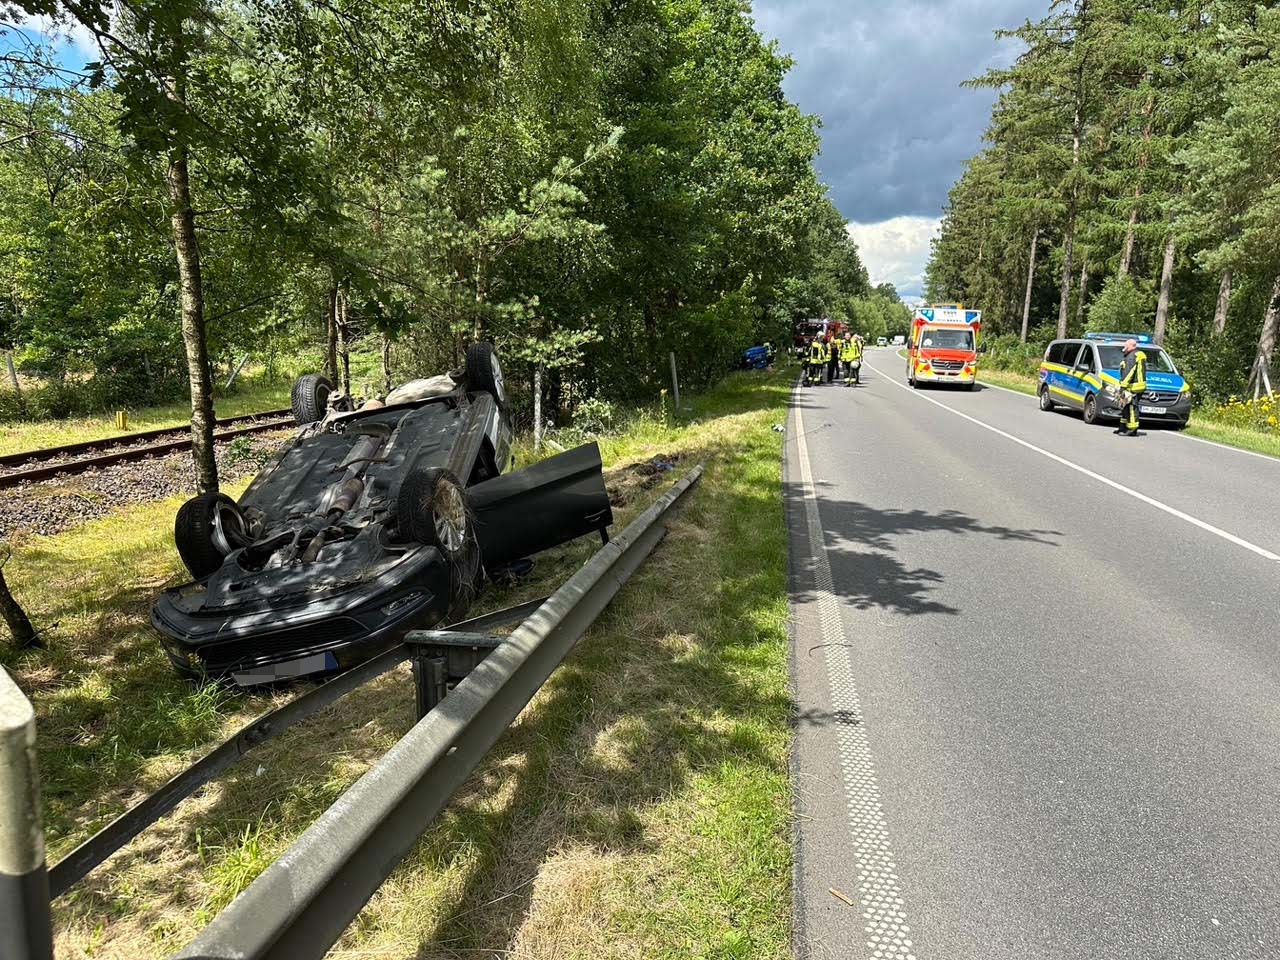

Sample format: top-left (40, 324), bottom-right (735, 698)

top-left (0, 668), bottom-right (52, 960)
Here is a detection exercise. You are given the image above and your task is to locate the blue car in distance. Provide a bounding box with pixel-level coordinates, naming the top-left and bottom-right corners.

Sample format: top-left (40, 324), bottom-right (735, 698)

top-left (1038, 332), bottom-right (1191, 428)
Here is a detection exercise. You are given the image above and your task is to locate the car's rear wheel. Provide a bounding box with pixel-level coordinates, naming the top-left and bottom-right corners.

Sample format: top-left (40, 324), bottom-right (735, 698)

top-left (291, 373), bottom-right (333, 425)
top-left (465, 342), bottom-right (507, 408)
top-left (175, 492), bottom-right (246, 579)
top-left (1039, 384), bottom-right (1056, 412)
top-left (1083, 393), bottom-right (1100, 425)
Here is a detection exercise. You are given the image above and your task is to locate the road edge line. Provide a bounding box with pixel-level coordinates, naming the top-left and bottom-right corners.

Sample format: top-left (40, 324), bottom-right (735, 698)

top-left (792, 396), bottom-right (918, 960)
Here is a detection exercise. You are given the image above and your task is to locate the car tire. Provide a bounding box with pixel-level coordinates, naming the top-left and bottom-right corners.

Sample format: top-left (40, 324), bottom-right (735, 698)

top-left (465, 342), bottom-right (507, 408)
top-left (963, 382), bottom-right (976, 392)
top-left (1039, 385), bottom-right (1056, 412)
top-left (175, 492), bottom-right (242, 579)
top-left (291, 373), bottom-right (333, 425)
top-left (397, 467), bottom-right (470, 560)
top-left (1083, 393), bottom-right (1100, 425)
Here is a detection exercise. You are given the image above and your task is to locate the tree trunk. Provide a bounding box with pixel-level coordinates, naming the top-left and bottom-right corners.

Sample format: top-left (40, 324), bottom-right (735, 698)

top-left (533, 364), bottom-right (543, 452)
top-left (0, 553), bottom-right (38, 649)
top-left (167, 145), bottom-right (218, 495)
top-left (1058, 225), bottom-right (1075, 340)
top-left (1118, 202), bottom-right (1140, 278)
top-left (1020, 227), bottom-right (1039, 343)
top-left (1212, 270), bottom-right (1232, 337)
top-left (1153, 234), bottom-right (1176, 345)
top-left (1074, 257), bottom-right (1090, 329)
top-left (1247, 275), bottom-right (1280, 399)
top-left (380, 334), bottom-right (392, 396)
top-left (1119, 95), bottom-right (1154, 279)
top-left (325, 284), bottom-right (338, 384)
top-left (336, 286), bottom-right (351, 395)
top-left (1058, 87), bottom-right (1084, 340)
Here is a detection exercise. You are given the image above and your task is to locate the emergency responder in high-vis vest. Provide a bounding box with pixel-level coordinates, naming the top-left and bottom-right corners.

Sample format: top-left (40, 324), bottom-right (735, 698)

top-left (806, 336), bottom-right (827, 386)
top-left (840, 333), bottom-right (863, 385)
top-left (825, 335), bottom-right (840, 383)
top-left (1116, 338), bottom-right (1148, 436)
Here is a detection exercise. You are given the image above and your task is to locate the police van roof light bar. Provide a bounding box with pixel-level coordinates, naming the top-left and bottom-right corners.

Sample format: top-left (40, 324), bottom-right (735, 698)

top-left (1085, 332), bottom-right (1152, 343)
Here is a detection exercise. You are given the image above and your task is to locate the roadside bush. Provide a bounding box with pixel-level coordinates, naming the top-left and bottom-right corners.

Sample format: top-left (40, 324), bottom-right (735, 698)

top-left (981, 324), bottom-right (1054, 377)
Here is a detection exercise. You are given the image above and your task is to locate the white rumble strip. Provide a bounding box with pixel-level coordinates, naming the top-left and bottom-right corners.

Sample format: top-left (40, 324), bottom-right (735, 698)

top-left (794, 399), bottom-right (918, 960)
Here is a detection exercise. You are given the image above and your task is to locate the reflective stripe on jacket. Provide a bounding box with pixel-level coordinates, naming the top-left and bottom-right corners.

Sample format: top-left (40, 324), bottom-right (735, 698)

top-left (1120, 351), bottom-right (1148, 393)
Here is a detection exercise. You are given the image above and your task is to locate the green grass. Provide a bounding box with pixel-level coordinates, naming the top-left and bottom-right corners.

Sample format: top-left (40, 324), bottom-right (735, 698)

top-left (978, 367), bottom-right (1038, 396)
top-left (2, 368), bottom-right (796, 959)
top-left (1182, 419), bottom-right (1280, 459)
top-left (0, 379), bottom-right (293, 456)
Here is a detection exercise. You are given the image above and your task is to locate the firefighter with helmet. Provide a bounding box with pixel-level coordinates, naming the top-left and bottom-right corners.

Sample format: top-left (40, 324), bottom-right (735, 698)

top-left (1116, 338), bottom-right (1148, 436)
top-left (840, 332), bottom-right (863, 385)
top-left (806, 335), bottom-right (828, 386)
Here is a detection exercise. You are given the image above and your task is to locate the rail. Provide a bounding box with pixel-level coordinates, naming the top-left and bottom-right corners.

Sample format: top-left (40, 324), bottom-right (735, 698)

top-left (0, 463), bottom-right (703, 960)
top-left (0, 410), bottom-right (295, 490)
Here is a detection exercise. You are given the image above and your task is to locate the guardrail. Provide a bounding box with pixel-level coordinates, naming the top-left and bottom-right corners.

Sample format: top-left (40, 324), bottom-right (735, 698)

top-left (0, 463), bottom-right (702, 960)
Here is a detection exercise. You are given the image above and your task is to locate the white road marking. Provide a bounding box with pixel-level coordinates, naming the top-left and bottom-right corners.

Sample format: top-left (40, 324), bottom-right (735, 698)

top-left (1170, 429), bottom-right (1280, 464)
top-left (864, 358), bottom-right (1280, 563)
top-left (979, 374), bottom-right (1280, 464)
top-left (793, 398), bottom-right (917, 960)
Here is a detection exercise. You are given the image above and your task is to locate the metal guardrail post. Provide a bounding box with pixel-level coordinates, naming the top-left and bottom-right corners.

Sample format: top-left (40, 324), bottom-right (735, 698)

top-left (173, 464), bottom-right (703, 960)
top-left (0, 667), bottom-right (53, 960)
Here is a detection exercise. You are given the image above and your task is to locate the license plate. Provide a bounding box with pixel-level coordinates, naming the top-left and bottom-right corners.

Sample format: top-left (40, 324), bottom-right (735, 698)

top-left (233, 651), bottom-right (338, 686)
top-left (1139, 405), bottom-right (1166, 414)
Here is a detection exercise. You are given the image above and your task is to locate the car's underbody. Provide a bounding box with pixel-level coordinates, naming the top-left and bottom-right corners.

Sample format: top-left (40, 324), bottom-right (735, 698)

top-left (151, 344), bottom-right (613, 686)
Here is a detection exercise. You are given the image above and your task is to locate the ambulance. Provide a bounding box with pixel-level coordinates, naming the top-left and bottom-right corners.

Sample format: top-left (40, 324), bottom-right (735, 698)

top-left (906, 304), bottom-right (982, 389)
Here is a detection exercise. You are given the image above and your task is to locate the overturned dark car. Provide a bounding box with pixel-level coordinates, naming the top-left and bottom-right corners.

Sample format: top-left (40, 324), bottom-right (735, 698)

top-left (152, 343), bottom-right (612, 686)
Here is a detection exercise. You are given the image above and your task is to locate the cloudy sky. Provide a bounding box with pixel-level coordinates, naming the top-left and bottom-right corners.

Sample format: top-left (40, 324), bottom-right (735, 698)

top-left (751, 0), bottom-right (1043, 300)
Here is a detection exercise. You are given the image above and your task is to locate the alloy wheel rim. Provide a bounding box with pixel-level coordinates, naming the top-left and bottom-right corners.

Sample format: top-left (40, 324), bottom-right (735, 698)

top-left (433, 481), bottom-right (466, 554)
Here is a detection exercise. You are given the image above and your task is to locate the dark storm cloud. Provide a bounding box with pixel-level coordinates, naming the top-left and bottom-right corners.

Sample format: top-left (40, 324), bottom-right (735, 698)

top-left (751, 0), bottom-right (1043, 223)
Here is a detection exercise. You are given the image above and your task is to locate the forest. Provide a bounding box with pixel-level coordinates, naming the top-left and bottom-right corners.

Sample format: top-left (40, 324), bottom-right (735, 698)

top-left (924, 0), bottom-right (1280, 405)
top-left (0, 0), bottom-right (892, 491)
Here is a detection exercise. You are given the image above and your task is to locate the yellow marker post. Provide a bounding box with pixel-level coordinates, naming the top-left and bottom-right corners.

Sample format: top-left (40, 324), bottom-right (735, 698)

top-left (114, 410), bottom-right (128, 431)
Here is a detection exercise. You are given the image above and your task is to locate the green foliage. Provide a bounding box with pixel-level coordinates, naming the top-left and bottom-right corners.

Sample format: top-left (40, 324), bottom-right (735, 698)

top-left (1086, 276), bottom-right (1153, 334)
top-left (0, 0), bottom-right (862, 427)
top-left (927, 0), bottom-right (1280, 400)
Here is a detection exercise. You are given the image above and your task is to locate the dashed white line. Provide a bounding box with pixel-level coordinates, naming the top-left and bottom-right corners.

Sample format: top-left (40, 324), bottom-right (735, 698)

top-left (793, 398), bottom-right (917, 960)
top-left (863, 358), bottom-right (1280, 563)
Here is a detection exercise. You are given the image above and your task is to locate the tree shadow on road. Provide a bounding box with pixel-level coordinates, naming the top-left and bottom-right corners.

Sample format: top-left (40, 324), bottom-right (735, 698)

top-left (788, 483), bottom-right (1062, 619)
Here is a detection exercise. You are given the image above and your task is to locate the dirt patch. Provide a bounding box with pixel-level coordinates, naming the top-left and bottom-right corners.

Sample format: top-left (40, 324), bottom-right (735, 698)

top-left (605, 452), bottom-right (686, 507)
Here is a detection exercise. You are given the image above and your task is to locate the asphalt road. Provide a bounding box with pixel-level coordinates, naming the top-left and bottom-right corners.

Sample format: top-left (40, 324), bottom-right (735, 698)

top-left (785, 348), bottom-right (1280, 960)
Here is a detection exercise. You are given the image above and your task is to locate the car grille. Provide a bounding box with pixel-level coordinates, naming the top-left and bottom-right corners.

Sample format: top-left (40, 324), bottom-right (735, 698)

top-left (930, 360), bottom-right (965, 372)
top-left (1141, 391), bottom-right (1180, 404)
top-left (201, 616), bottom-right (368, 669)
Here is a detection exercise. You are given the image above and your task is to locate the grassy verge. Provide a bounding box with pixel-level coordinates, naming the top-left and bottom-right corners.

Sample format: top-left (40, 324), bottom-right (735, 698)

top-left (978, 367), bottom-right (1037, 396)
top-left (0, 379), bottom-right (292, 456)
top-left (2, 368), bottom-right (795, 959)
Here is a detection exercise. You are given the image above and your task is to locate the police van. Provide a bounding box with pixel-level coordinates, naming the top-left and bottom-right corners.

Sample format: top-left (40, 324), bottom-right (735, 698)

top-left (1037, 333), bottom-right (1191, 428)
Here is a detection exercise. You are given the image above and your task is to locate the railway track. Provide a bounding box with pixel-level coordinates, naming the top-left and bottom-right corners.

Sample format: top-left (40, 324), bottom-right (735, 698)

top-left (0, 409), bottom-right (295, 490)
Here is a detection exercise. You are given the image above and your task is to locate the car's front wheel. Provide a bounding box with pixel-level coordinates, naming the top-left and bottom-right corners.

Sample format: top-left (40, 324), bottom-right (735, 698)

top-left (1083, 393), bottom-right (1100, 425)
top-left (397, 467), bottom-right (470, 559)
top-left (1039, 384), bottom-right (1056, 412)
top-left (175, 492), bottom-right (246, 579)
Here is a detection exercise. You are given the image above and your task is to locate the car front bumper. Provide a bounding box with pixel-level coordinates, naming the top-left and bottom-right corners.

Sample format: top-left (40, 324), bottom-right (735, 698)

top-left (152, 548), bottom-right (452, 686)
top-left (1098, 390), bottom-right (1192, 424)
